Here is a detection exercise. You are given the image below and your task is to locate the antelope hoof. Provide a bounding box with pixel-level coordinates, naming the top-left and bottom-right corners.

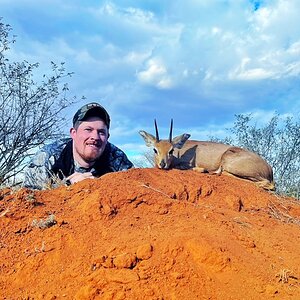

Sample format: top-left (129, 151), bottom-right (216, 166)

top-left (192, 167), bottom-right (207, 173)
top-left (211, 167), bottom-right (222, 176)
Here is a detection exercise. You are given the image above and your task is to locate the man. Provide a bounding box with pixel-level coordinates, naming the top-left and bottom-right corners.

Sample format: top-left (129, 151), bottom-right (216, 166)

top-left (23, 102), bottom-right (133, 189)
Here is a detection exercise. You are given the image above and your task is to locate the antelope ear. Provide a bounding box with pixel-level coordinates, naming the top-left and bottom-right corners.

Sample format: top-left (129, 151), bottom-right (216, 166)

top-left (172, 134), bottom-right (191, 149)
top-left (139, 130), bottom-right (157, 147)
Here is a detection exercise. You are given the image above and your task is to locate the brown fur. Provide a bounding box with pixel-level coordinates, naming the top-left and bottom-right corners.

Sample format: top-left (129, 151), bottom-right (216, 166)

top-left (139, 131), bottom-right (275, 191)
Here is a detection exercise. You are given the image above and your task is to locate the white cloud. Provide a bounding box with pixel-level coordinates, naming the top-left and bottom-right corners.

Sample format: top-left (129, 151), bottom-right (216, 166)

top-left (124, 51), bottom-right (150, 65)
top-left (234, 68), bottom-right (275, 80)
top-left (2, 0), bottom-right (300, 150)
top-left (94, 1), bottom-right (154, 24)
top-left (137, 58), bottom-right (173, 89)
top-left (288, 41), bottom-right (300, 55)
top-left (229, 57), bottom-right (275, 80)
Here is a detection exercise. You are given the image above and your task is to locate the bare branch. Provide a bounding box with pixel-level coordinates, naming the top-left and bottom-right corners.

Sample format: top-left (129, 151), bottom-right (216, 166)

top-left (0, 19), bottom-right (80, 184)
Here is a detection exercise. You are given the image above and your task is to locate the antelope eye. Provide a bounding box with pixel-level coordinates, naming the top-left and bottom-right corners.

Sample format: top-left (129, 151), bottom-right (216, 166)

top-left (169, 149), bottom-right (174, 155)
top-left (153, 148), bottom-right (158, 154)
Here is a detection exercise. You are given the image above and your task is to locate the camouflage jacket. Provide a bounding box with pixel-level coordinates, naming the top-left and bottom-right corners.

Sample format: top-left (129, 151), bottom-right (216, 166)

top-left (23, 138), bottom-right (133, 190)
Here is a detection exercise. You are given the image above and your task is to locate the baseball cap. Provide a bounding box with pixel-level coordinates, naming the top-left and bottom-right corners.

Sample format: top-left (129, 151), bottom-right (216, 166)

top-left (73, 102), bottom-right (110, 128)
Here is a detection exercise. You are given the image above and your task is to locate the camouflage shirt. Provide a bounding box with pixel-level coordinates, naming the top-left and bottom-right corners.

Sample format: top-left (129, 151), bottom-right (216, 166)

top-left (23, 138), bottom-right (133, 190)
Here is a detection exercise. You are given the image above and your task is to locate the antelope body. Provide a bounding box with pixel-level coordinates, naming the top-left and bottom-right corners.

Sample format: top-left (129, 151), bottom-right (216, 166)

top-left (139, 120), bottom-right (275, 191)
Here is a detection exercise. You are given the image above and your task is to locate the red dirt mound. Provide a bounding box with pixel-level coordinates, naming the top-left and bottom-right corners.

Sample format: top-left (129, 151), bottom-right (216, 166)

top-left (1, 168), bottom-right (300, 299)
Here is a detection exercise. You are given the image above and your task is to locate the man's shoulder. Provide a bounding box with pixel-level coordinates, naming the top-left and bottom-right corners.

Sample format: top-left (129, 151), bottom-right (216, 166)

top-left (42, 138), bottom-right (71, 155)
top-left (29, 138), bottom-right (71, 166)
top-left (107, 142), bottom-right (126, 156)
top-left (106, 142), bottom-right (133, 170)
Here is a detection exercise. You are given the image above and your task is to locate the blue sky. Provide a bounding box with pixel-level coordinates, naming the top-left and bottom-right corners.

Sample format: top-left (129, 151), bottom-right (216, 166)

top-left (1, 0), bottom-right (300, 163)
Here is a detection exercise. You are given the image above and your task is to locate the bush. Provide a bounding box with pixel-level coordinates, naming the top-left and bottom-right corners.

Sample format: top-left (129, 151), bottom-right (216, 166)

top-left (0, 19), bottom-right (78, 185)
top-left (214, 113), bottom-right (300, 197)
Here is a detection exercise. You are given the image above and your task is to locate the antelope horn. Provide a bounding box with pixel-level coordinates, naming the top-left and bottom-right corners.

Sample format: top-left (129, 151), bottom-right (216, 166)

top-left (169, 119), bottom-right (173, 142)
top-left (154, 119), bottom-right (159, 141)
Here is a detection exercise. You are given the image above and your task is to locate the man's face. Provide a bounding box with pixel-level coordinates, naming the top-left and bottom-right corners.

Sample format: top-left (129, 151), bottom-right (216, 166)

top-left (70, 116), bottom-right (109, 163)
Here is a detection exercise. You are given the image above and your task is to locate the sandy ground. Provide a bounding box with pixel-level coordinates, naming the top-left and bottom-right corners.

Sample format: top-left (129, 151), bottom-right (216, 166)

top-left (1, 168), bottom-right (300, 300)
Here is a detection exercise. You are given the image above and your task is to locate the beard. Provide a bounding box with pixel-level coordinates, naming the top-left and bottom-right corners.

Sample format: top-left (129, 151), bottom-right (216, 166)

top-left (73, 141), bottom-right (107, 166)
top-left (82, 144), bottom-right (105, 162)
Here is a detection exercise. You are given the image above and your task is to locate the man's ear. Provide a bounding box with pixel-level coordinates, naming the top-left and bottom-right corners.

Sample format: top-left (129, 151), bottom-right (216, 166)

top-left (172, 134), bottom-right (191, 149)
top-left (70, 127), bottom-right (76, 138)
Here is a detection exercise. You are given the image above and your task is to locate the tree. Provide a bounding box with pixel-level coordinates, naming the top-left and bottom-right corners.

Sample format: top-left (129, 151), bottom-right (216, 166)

top-left (0, 19), bottom-right (77, 185)
top-left (216, 113), bottom-right (300, 197)
top-left (132, 149), bottom-right (155, 168)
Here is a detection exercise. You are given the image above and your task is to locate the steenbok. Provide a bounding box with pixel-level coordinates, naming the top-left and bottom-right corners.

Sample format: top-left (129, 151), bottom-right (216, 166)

top-left (139, 120), bottom-right (275, 191)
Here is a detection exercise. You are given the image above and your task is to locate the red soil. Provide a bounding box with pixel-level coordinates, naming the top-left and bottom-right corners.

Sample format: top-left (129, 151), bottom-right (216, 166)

top-left (1, 168), bottom-right (300, 300)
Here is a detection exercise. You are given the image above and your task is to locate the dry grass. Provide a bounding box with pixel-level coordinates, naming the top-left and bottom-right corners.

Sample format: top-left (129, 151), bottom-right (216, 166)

top-left (276, 269), bottom-right (298, 284)
top-left (267, 196), bottom-right (300, 226)
top-left (35, 241), bottom-right (46, 253)
top-left (232, 216), bottom-right (252, 228)
top-left (43, 172), bottom-right (67, 190)
top-left (141, 183), bottom-right (172, 198)
top-left (267, 194), bottom-right (300, 225)
top-left (0, 208), bottom-right (10, 218)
